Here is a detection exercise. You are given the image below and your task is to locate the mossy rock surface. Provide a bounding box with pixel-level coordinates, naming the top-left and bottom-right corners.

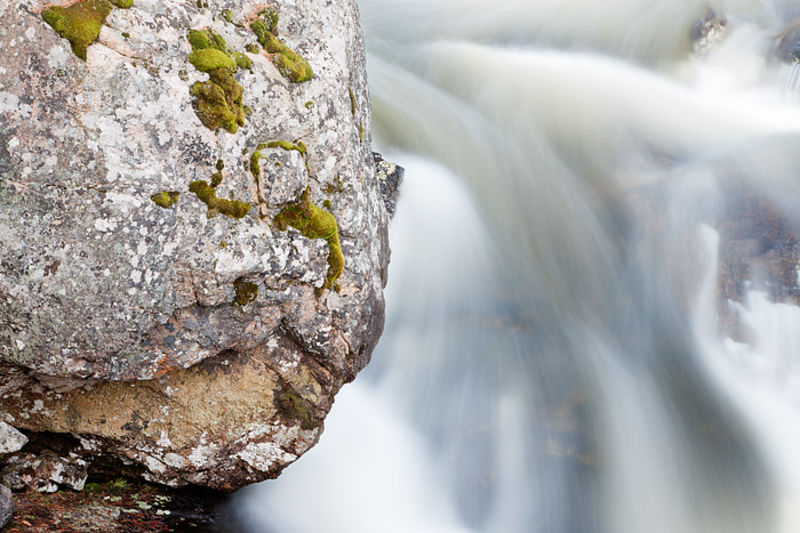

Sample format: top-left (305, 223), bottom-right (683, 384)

top-left (0, 0), bottom-right (390, 493)
top-left (186, 28), bottom-right (248, 133)
top-left (42, 0), bottom-right (117, 60)
top-left (274, 189), bottom-right (344, 292)
top-left (250, 15), bottom-right (314, 83)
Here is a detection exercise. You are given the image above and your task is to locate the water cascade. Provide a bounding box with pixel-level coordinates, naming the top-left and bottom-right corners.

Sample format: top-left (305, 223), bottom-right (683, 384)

top-left (233, 1), bottom-right (800, 531)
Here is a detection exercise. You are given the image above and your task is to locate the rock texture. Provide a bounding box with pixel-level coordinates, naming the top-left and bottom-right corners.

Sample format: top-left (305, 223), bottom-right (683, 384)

top-left (1, 451), bottom-right (88, 493)
top-left (374, 152), bottom-right (403, 219)
top-left (0, 484), bottom-right (11, 529)
top-left (0, 0), bottom-right (389, 491)
top-left (691, 7), bottom-right (727, 56)
top-left (0, 423), bottom-right (27, 455)
top-left (775, 23), bottom-right (800, 63)
top-left (716, 182), bottom-right (800, 340)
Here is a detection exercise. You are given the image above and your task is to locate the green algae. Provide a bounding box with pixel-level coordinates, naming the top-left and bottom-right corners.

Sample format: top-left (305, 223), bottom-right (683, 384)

top-left (274, 188), bottom-right (344, 292)
top-left (249, 12), bottom-right (313, 83)
top-left (41, 0), bottom-right (120, 60)
top-left (233, 278), bottom-right (259, 305)
top-left (150, 191), bottom-right (180, 208)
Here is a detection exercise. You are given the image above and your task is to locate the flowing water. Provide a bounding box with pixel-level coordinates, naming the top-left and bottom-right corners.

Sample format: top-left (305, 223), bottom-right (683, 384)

top-left (233, 1), bottom-right (800, 531)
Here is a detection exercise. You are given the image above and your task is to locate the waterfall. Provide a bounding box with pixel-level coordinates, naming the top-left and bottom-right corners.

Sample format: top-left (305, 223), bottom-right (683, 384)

top-left (232, 1), bottom-right (800, 531)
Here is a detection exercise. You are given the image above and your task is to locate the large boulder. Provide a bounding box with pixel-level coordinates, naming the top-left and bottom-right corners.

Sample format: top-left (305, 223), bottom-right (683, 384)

top-left (0, 0), bottom-right (389, 491)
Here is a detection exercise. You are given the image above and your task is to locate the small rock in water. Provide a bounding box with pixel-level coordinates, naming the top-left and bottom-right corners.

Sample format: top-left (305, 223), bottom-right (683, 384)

top-left (692, 7), bottom-right (728, 56)
top-left (774, 24), bottom-right (800, 63)
top-left (374, 152), bottom-right (404, 218)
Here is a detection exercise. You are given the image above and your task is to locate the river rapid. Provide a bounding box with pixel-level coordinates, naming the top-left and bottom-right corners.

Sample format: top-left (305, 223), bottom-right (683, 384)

top-left (233, 1), bottom-right (800, 532)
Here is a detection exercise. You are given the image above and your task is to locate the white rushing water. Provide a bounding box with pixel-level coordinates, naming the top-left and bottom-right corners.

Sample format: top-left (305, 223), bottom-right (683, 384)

top-left (233, 1), bottom-right (800, 531)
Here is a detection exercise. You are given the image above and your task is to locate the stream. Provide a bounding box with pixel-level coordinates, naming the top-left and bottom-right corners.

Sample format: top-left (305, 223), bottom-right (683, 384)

top-left (233, 1), bottom-right (800, 531)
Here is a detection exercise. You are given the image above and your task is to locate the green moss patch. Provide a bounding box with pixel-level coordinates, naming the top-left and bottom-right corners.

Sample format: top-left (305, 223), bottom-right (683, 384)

top-left (42, 0), bottom-right (132, 60)
top-left (186, 28), bottom-right (252, 134)
top-left (275, 387), bottom-right (320, 430)
top-left (188, 162), bottom-right (250, 219)
top-left (233, 278), bottom-right (259, 305)
top-left (189, 180), bottom-right (250, 218)
top-left (249, 10), bottom-right (313, 83)
top-left (249, 144), bottom-right (265, 179)
top-left (274, 188), bottom-right (344, 292)
top-left (150, 191), bottom-right (180, 208)
top-left (348, 88), bottom-right (358, 116)
top-left (188, 48), bottom-right (236, 72)
top-left (266, 140), bottom-right (306, 154)
top-left (249, 139), bottom-right (308, 180)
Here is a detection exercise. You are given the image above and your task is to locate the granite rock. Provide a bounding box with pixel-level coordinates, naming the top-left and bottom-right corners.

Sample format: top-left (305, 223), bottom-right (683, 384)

top-left (0, 0), bottom-right (389, 491)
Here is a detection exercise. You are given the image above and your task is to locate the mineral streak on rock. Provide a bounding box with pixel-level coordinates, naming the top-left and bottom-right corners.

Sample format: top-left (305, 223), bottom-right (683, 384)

top-left (0, 0), bottom-right (390, 491)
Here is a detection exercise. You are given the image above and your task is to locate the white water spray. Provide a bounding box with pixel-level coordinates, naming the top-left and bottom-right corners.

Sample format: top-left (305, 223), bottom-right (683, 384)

top-left (233, 1), bottom-right (800, 531)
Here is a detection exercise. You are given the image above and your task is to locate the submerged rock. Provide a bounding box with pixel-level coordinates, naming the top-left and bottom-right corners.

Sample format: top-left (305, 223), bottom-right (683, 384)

top-left (0, 0), bottom-right (389, 491)
top-left (715, 183), bottom-right (800, 339)
top-left (774, 23), bottom-right (800, 63)
top-left (691, 6), bottom-right (728, 56)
